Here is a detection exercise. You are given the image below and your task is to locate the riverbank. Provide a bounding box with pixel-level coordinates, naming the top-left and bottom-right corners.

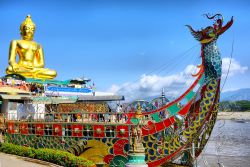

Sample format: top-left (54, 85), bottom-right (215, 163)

top-left (198, 120), bottom-right (250, 167)
top-left (217, 112), bottom-right (250, 120)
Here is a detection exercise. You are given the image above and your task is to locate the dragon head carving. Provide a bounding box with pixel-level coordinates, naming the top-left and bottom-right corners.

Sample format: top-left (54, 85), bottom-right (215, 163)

top-left (186, 14), bottom-right (233, 44)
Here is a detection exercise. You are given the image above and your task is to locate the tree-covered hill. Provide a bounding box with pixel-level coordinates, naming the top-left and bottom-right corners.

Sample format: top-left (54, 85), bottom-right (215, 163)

top-left (220, 100), bottom-right (250, 112)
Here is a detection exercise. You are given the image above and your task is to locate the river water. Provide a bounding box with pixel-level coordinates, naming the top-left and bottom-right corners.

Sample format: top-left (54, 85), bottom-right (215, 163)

top-left (198, 120), bottom-right (250, 167)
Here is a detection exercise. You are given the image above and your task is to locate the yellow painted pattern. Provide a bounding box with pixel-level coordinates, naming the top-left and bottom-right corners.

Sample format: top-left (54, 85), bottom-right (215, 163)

top-left (79, 140), bottom-right (109, 164)
top-left (144, 78), bottom-right (219, 162)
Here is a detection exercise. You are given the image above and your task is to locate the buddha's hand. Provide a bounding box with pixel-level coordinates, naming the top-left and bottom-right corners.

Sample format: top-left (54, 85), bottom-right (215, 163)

top-left (11, 64), bottom-right (33, 72)
top-left (23, 64), bottom-right (34, 70)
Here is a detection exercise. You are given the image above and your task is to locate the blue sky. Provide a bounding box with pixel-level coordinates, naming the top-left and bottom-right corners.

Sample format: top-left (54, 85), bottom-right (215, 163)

top-left (0, 0), bottom-right (249, 99)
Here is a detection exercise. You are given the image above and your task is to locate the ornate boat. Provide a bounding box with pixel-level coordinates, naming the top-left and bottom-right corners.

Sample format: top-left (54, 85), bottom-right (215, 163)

top-left (0, 14), bottom-right (233, 167)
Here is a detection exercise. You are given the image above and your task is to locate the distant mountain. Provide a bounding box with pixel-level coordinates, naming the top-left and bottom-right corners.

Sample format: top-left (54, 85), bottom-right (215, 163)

top-left (131, 88), bottom-right (250, 103)
top-left (221, 88), bottom-right (250, 101)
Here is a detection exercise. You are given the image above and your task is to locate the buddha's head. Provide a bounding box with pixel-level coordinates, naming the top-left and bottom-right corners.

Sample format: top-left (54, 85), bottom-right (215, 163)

top-left (20, 15), bottom-right (36, 40)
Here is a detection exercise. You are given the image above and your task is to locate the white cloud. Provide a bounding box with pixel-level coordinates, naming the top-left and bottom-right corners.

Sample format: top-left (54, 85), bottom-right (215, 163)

top-left (107, 65), bottom-right (199, 101)
top-left (222, 58), bottom-right (248, 77)
top-left (107, 58), bottom-right (248, 102)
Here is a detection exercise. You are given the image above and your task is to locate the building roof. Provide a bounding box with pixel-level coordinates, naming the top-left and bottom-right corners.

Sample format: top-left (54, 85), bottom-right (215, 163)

top-left (31, 96), bottom-right (78, 104)
top-left (0, 86), bottom-right (30, 94)
top-left (0, 94), bottom-right (31, 100)
top-left (26, 78), bottom-right (71, 85)
top-left (77, 95), bottom-right (125, 101)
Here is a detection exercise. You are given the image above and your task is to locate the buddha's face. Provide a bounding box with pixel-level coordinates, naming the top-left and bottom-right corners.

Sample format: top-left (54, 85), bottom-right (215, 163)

top-left (21, 24), bottom-right (35, 40)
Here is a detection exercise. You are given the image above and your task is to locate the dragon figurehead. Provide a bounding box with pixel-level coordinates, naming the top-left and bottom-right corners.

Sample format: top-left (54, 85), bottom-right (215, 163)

top-left (186, 14), bottom-right (233, 44)
top-left (186, 14), bottom-right (234, 80)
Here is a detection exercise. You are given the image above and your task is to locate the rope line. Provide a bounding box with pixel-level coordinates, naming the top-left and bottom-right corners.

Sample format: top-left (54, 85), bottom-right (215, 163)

top-left (115, 44), bottom-right (199, 94)
top-left (220, 34), bottom-right (235, 92)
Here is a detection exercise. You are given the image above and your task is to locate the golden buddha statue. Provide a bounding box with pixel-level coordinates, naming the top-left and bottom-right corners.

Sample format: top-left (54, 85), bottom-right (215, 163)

top-left (6, 15), bottom-right (57, 79)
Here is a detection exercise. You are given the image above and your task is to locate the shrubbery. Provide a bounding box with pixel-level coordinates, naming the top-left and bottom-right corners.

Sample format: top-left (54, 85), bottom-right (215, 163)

top-left (0, 142), bottom-right (96, 167)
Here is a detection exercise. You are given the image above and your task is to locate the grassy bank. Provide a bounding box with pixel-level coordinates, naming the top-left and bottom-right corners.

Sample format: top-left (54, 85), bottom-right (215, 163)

top-left (0, 142), bottom-right (96, 167)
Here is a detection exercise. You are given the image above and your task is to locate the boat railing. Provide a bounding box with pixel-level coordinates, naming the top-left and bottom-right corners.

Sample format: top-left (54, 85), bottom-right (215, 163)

top-left (5, 110), bottom-right (145, 138)
top-left (6, 111), bottom-right (155, 124)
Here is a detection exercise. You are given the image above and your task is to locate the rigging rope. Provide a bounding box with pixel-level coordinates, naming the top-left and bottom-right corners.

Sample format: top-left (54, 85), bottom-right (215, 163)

top-left (221, 34), bottom-right (235, 92)
top-left (145, 44), bottom-right (199, 76)
top-left (115, 44), bottom-right (199, 96)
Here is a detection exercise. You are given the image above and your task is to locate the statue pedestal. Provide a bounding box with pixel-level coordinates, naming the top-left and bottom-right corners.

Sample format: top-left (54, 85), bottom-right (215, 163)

top-left (125, 142), bottom-right (148, 167)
